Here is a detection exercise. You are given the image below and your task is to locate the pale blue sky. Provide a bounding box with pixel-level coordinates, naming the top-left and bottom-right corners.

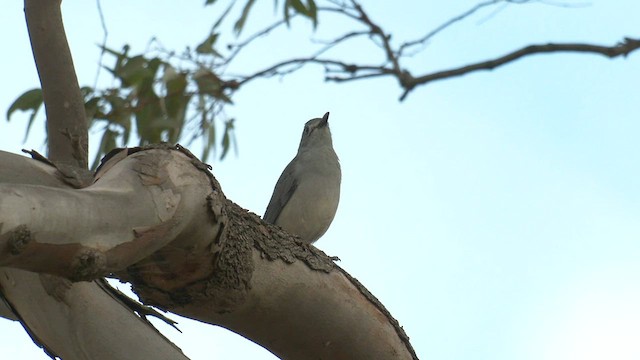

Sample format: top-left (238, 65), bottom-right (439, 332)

top-left (1, 1), bottom-right (639, 359)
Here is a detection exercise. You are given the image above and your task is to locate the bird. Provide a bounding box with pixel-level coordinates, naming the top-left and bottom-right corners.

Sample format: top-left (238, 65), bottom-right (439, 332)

top-left (263, 112), bottom-right (341, 244)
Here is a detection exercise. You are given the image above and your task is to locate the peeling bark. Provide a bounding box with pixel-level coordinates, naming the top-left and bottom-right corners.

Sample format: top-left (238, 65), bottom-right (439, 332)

top-left (0, 150), bottom-right (189, 359)
top-left (129, 201), bottom-right (417, 359)
top-left (0, 147), bottom-right (418, 359)
top-left (0, 147), bottom-right (215, 281)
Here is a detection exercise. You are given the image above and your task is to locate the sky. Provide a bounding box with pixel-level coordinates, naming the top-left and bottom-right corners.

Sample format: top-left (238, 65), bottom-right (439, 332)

top-left (1, 1), bottom-right (640, 359)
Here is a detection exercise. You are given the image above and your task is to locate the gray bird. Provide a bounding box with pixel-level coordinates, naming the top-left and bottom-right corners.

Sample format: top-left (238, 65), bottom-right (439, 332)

top-left (264, 112), bottom-right (341, 244)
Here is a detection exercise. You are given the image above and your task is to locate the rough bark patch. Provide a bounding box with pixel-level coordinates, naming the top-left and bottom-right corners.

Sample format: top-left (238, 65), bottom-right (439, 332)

top-left (235, 202), bottom-right (334, 273)
top-left (6, 225), bottom-right (32, 255)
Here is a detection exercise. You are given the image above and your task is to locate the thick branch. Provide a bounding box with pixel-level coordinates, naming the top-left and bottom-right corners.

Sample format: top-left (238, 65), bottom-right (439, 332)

top-left (0, 150), bottom-right (189, 360)
top-left (120, 191), bottom-right (419, 360)
top-left (0, 147), bottom-right (418, 360)
top-left (0, 147), bottom-right (215, 280)
top-left (24, 0), bottom-right (88, 168)
top-left (0, 270), bottom-right (189, 360)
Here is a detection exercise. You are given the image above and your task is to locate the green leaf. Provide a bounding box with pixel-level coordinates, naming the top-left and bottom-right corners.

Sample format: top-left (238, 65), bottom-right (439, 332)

top-left (91, 128), bottom-right (117, 171)
top-left (194, 70), bottom-right (233, 103)
top-left (308, 0), bottom-right (318, 27)
top-left (164, 72), bottom-right (191, 143)
top-left (289, 0), bottom-right (309, 16)
top-left (134, 92), bottom-right (163, 144)
top-left (84, 97), bottom-right (102, 126)
top-left (284, 0), bottom-right (317, 26)
top-left (117, 56), bottom-right (151, 87)
top-left (7, 88), bottom-right (43, 121)
top-left (211, 1), bottom-right (235, 31)
top-left (201, 121), bottom-right (215, 163)
top-left (220, 118), bottom-right (235, 160)
top-left (94, 93), bottom-right (132, 145)
top-left (100, 45), bottom-right (130, 75)
top-left (195, 33), bottom-right (220, 55)
top-left (234, 0), bottom-right (257, 35)
top-left (6, 88), bottom-right (44, 143)
top-left (284, 0), bottom-right (291, 25)
top-left (204, 0), bottom-right (218, 5)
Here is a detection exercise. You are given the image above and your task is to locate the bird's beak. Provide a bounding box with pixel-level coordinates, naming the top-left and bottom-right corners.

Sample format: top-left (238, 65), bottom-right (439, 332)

top-left (320, 112), bottom-right (330, 126)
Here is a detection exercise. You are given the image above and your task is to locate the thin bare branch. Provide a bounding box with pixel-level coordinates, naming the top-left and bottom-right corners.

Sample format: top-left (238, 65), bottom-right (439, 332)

top-left (325, 71), bottom-right (392, 83)
top-left (349, 0), bottom-right (401, 73)
top-left (224, 19), bottom-right (290, 65)
top-left (399, 37), bottom-right (640, 100)
top-left (311, 30), bottom-right (370, 48)
top-left (235, 57), bottom-right (393, 86)
top-left (399, 0), bottom-right (507, 57)
top-left (93, 0), bottom-right (108, 88)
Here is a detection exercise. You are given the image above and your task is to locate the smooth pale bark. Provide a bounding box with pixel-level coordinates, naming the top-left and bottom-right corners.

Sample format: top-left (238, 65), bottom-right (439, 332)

top-left (172, 249), bottom-right (416, 359)
top-left (0, 148), bottom-right (418, 359)
top-left (24, 0), bottom-right (88, 168)
top-left (0, 150), bottom-right (189, 359)
top-left (0, 148), bottom-right (215, 280)
top-left (0, 270), bottom-right (188, 360)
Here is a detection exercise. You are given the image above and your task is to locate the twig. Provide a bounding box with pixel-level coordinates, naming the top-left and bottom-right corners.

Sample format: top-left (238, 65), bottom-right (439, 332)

top-left (224, 18), bottom-right (290, 65)
top-left (349, 0), bottom-right (400, 73)
top-left (399, 0), bottom-right (508, 57)
top-left (93, 0), bottom-right (108, 88)
top-left (236, 57), bottom-right (392, 86)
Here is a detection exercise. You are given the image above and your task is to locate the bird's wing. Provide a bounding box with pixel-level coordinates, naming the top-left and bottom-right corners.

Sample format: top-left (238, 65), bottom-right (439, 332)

top-left (264, 159), bottom-right (299, 224)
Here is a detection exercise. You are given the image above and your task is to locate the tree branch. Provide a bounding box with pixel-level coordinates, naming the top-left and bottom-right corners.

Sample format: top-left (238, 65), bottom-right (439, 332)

top-left (0, 147), bottom-right (419, 360)
top-left (224, 1), bottom-right (640, 106)
top-left (399, 37), bottom-right (640, 100)
top-left (24, 0), bottom-right (88, 168)
top-left (349, 0), bottom-right (401, 73)
top-left (398, 0), bottom-right (518, 57)
top-left (0, 150), bottom-right (189, 359)
top-left (235, 57), bottom-right (394, 86)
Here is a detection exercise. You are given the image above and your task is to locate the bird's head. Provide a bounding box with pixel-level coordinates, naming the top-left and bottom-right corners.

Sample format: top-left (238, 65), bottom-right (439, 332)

top-left (299, 112), bottom-right (333, 152)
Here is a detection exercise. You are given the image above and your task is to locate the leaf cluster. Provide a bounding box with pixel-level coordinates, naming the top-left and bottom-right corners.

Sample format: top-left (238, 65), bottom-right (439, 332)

top-left (7, 0), bottom-right (318, 168)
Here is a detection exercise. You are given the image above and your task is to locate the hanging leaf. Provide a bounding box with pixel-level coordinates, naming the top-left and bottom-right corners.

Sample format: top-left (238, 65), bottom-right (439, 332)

top-left (194, 69), bottom-right (233, 103)
top-left (284, 0), bottom-right (317, 27)
top-left (6, 88), bottom-right (43, 121)
top-left (6, 88), bottom-right (44, 143)
top-left (91, 128), bottom-right (118, 171)
top-left (234, 0), bottom-right (257, 35)
top-left (117, 56), bottom-right (151, 87)
top-left (211, 1), bottom-right (235, 31)
top-left (201, 120), bottom-right (216, 163)
top-left (163, 70), bottom-right (191, 143)
top-left (220, 118), bottom-right (236, 160)
top-left (100, 45), bottom-right (130, 76)
top-left (195, 33), bottom-right (222, 57)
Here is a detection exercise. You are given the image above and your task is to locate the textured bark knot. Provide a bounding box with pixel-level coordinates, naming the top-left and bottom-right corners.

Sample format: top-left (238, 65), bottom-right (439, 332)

top-left (71, 248), bottom-right (107, 281)
top-left (8, 225), bottom-right (32, 255)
